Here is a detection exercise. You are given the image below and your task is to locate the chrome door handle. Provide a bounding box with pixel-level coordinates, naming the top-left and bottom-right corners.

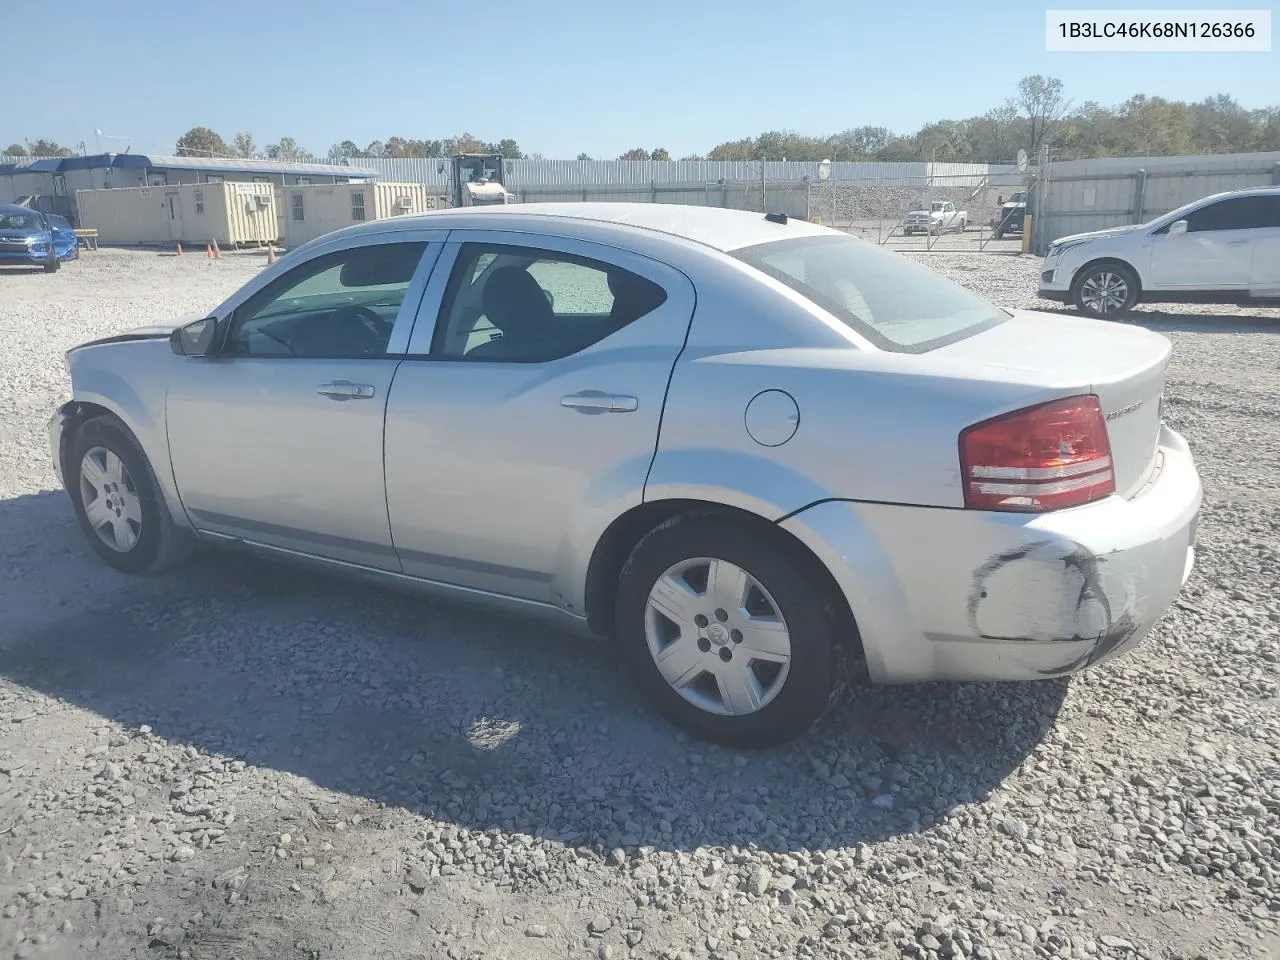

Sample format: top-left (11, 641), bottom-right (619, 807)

top-left (560, 390), bottom-right (638, 414)
top-left (317, 380), bottom-right (375, 401)
top-left (1226, 240), bottom-right (1251, 246)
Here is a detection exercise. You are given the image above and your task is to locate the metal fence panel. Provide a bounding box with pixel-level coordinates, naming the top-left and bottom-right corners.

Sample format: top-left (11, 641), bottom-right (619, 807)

top-left (1037, 150), bottom-right (1280, 251)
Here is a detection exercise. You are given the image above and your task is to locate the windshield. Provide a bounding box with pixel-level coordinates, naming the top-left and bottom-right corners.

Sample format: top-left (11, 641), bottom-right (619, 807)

top-left (732, 234), bottom-right (1006, 353)
top-left (0, 211), bottom-right (43, 231)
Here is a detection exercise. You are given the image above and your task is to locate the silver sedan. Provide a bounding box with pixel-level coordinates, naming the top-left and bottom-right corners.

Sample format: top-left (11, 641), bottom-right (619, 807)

top-left (48, 204), bottom-right (1202, 747)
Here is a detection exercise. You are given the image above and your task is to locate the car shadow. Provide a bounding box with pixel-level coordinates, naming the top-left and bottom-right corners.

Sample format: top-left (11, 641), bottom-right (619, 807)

top-left (1029, 302), bottom-right (1280, 334)
top-left (0, 488), bottom-right (1067, 855)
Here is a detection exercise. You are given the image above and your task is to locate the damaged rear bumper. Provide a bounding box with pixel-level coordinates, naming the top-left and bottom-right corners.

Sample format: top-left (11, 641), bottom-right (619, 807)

top-left (779, 423), bottom-right (1201, 684)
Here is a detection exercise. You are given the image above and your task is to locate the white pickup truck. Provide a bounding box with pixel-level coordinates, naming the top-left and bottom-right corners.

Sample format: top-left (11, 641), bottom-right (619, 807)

top-left (902, 200), bottom-right (968, 235)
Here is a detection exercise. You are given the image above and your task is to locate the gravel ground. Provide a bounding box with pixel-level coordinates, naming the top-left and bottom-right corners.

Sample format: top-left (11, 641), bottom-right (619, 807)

top-left (1, 247), bottom-right (1278, 960)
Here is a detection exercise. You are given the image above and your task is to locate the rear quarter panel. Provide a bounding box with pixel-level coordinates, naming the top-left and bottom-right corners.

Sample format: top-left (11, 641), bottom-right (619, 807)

top-left (644, 258), bottom-right (1073, 517)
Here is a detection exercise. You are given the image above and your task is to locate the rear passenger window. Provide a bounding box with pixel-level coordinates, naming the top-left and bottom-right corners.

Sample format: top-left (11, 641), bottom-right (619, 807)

top-left (434, 244), bottom-right (668, 362)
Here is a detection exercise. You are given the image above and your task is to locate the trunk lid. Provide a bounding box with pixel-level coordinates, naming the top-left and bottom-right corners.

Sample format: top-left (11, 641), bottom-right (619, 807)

top-left (933, 309), bottom-right (1169, 499)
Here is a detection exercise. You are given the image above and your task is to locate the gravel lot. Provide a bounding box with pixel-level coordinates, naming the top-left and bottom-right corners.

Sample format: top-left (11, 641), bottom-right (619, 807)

top-left (1, 246), bottom-right (1278, 960)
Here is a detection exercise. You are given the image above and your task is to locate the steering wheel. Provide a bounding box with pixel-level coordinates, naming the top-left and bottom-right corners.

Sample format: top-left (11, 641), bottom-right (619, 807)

top-left (332, 305), bottom-right (392, 354)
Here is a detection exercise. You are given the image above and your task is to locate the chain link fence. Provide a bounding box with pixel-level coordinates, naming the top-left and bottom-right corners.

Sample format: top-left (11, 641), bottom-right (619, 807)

top-left (809, 171), bottom-right (1031, 252)
top-left (514, 171), bottom-right (1032, 253)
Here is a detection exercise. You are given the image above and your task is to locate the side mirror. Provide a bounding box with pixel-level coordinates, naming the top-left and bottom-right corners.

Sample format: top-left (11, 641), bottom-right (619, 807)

top-left (170, 316), bottom-right (217, 356)
top-left (1167, 219), bottom-right (1188, 238)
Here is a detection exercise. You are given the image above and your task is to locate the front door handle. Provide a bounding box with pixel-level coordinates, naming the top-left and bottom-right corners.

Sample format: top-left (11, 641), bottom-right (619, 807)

top-left (317, 380), bottom-right (375, 401)
top-left (560, 390), bottom-right (638, 414)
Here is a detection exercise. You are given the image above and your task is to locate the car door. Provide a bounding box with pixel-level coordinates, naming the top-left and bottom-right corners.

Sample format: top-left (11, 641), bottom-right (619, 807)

top-left (166, 232), bottom-right (445, 569)
top-left (383, 232), bottom-right (695, 603)
top-left (1148, 196), bottom-right (1259, 289)
top-left (1248, 194), bottom-right (1280, 296)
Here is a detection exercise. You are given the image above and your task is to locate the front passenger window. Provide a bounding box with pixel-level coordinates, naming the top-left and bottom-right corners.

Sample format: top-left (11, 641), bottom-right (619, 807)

top-left (1182, 198), bottom-right (1265, 233)
top-left (228, 242), bottom-right (427, 358)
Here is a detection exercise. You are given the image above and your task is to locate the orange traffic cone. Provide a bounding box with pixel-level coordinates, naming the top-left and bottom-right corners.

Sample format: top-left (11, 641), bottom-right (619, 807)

top-left (266, 245), bottom-right (276, 265)
top-left (212, 239), bottom-right (222, 260)
top-left (175, 242), bottom-right (183, 256)
top-left (206, 243), bottom-right (213, 259)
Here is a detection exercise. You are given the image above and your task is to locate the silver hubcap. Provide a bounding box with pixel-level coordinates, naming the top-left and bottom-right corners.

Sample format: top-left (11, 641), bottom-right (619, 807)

top-left (643, 557), bottom-right (792, 717)
top-left (79, 447), bottom-right (143, 552)
top-left (1080, 271), bottom-right (1129, 314)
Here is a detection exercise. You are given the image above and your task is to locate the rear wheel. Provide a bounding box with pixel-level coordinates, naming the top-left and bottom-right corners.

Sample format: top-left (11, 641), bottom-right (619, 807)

top-left (1071, 262), bottom-right (1138, 319)
top-left (615, 513), bottom-right (848, 748)
top-left (67, 415), bottom-right (192, 574)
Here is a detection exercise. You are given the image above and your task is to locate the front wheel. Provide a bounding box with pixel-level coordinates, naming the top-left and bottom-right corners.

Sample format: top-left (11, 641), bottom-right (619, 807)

top-left (67, 415), bottom-right (192, 574)
top-left (43, 252), bottom-right (59, 273)
top-left (1071, 262), bottom-right (1139, 319)
top-left (615, 513), bottom-right (848, 748)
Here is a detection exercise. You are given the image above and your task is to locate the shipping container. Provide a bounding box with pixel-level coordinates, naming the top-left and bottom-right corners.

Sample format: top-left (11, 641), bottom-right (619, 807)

top-left (74, 181), bottom-right (278, 247)
top-left (281, 181), bottom-right (441, 248)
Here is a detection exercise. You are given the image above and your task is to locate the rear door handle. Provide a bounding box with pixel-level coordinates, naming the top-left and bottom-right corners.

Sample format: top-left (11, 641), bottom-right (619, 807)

top-left (560, 390), bottom-right (638, 414)
top-left (317, 380), bottom-right (375, 401)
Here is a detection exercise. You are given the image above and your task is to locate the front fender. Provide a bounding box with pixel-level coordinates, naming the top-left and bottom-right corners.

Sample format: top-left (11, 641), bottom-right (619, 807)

top-left (66, 341), bottom-right (192, 532)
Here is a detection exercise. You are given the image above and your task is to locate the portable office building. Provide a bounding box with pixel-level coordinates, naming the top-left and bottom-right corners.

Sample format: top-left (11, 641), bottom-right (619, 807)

top-left (283, 181), bottom-right (439, 248)
top-left (75, 182), bottom-right (279, 247)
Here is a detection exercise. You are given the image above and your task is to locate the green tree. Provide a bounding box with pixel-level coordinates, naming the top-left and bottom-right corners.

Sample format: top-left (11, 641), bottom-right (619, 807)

top-left (3, 144), bottom-right (26, 157)
top-left (328, 140), bottom-right (361, 160)
top-left (576, 152), bottom-right (592, 160)
top-left (28, 139), bottom-right (75, 157)
top-left (650, 147), bottom-right (671, 161)
top-left (443, 133), bottom-right (487, 155)
top-left (265, 137), bottom-right (308, 161)
top-left (492, 138), bottom-right (524, 159)
top-left (175, 126), bottom-right (229, 157)
top-left (232, 132), bottom-right (256, 158)
top-left (618, 148), bottom-right (650, 160)
top-left (1018, 75), bottom-right (1070, 155)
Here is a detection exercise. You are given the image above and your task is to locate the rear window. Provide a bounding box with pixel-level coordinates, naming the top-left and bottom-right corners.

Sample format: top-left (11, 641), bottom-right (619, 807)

top-left (731, 235), bottom-right (1007, 353)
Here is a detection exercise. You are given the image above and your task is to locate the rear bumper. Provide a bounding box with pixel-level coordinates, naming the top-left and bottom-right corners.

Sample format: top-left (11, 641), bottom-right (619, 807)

top-left (780, 423), bottom-right (1201, 684)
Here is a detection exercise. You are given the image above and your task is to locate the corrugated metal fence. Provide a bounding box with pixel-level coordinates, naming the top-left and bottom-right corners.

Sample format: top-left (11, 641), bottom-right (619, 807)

top-left (351, 158), bottom-right (1017, 189)
top-left (1036, 151), bottom-right (1280, 252)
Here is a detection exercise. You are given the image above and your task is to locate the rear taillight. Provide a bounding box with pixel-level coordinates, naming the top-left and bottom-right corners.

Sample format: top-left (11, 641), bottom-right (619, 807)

top-left (960, 395), bottom-right (1115, 513)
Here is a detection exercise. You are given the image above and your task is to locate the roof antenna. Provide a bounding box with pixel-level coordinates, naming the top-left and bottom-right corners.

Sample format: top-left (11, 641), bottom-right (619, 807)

top-left (764, 212), bottom-right (788, 224)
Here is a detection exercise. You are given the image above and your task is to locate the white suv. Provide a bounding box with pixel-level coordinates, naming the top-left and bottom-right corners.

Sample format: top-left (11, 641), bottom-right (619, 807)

top-left (1037, 186), bottom-right (1280, 319)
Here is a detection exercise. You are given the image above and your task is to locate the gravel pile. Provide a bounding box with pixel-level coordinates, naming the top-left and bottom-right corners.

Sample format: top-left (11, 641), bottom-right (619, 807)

top-left (1, 248), bottom-right (1278, 960)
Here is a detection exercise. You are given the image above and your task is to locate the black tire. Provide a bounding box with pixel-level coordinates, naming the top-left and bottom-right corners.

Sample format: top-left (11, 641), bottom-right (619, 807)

top-left (615, 512), bottom-right (849, 748)
top-left (66, 415), bottom-right (193, 574)
top-left (43, 252), bottom-right (59, 273)
top-left (1070, 261), bottom-right (1139, 319)
top-left (995, 230), bottom-right (1005, 240)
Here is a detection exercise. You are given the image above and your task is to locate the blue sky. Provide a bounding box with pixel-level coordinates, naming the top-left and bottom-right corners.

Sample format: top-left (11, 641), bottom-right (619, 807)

top-left (3, 0), bottom-right (1274, 159)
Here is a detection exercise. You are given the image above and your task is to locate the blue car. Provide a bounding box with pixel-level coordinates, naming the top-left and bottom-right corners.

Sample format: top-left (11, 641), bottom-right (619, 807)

top-left (0, 204), bottom-right (78, 272)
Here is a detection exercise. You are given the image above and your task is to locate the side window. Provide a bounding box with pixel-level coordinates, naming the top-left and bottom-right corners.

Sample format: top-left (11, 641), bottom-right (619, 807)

top-left (226, 242), bottom-right (427, 358)
top-left (434, 243), bottom-right (668, 362)
top-left (291, 192), bottom-right (305, 222)
top-left (1183, 197), bottom-right (1265, 233)
top-left (193, 190), bottom-right (205, 215)
top-left (351, 191), bottom-right (366, 221)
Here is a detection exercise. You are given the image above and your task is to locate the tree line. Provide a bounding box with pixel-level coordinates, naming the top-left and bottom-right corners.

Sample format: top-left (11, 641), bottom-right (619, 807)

top-left (6, 77), bottom-right (1278, 165)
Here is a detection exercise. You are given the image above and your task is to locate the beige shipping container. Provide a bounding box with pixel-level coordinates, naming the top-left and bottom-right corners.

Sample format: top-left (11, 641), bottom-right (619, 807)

top-left (74, 182), bottom-right (278, 247)
top-left (283, 181), bottom-right (440, 248)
